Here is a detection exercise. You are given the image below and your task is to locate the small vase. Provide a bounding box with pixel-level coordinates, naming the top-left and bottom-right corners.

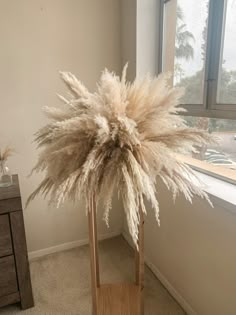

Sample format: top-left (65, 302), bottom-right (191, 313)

top-left (0, 160), bottom-right (13, 187)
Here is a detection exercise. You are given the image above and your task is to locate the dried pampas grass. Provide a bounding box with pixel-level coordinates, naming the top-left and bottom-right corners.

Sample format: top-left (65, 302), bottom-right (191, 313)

top-left (28, 65), bottom-right (212, 246)
top-left (0, 146), bottom-right (14, 162)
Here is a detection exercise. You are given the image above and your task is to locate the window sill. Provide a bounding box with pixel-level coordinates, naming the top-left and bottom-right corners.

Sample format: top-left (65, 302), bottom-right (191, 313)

top-left (177, 154), bottom-right (236, 185)
top-left (194, 171), bottom-right (236, 213)
top-left (176, 154), bottom-right (236, 212)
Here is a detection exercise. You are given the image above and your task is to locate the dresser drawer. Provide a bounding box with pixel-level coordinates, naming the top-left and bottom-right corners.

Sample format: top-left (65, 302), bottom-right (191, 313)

top-left (0, 256), bottom-right (18, 297)
top-left (0, 214), bottom-right (12, 257)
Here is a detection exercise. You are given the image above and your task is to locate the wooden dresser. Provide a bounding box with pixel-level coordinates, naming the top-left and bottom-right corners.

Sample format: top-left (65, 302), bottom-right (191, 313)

top-left (0, 175), bottom-right (34, 310)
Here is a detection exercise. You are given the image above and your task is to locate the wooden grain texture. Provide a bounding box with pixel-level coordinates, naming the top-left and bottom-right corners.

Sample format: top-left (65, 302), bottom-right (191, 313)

top-left (135, 205), bottom-right (144, 315)
top-left (0, 214), bottom-right (12, 257)
top-left (10, 211), bottom-right (34, 310)
top-left (93, 196), bottom-right (100, 287)
top-left (0, 292), bottom-right (20, 308)
top-left (0, 174), bottom-right (22, 215)
top-left (97, 284), bottom-right (140, 315)
top-left (0, 256), bottom-right (18, 297)
top-left (0, 197), bottom-right (22, 215)
top-left (0, 175), bottom-right (20, 201)
top-left (88, 195), bottom-right (99, 315)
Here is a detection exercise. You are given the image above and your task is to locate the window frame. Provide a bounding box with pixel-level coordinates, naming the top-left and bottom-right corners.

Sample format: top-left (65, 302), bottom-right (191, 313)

top-left (158, 0), bottom-right (236, 120)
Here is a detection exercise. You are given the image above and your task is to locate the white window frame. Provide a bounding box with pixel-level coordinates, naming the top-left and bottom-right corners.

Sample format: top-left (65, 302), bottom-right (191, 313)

top-left (159, 0), bottom-right (236, 120)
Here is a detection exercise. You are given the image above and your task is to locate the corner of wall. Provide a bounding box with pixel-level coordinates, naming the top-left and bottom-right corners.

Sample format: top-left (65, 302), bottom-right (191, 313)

top-left (120, 0), bottom-right (137, 81)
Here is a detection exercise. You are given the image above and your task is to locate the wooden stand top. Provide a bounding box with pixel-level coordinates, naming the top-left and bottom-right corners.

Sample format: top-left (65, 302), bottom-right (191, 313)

top-left (0, 175), bottom-right (22, 215)
top-left (0, 175), bottom-right (20, 201)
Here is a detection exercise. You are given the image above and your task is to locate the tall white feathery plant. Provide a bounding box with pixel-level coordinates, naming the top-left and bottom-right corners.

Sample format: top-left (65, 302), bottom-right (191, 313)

top-left (28, 65), bottom-right (213, 247)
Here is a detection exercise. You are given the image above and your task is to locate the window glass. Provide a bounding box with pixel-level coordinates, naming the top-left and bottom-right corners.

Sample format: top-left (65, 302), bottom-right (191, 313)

top-left (183, 116), bottom-right (236, 172)
top-left (217, 0), bottom-right (236, 104)
top-left (162, 0), bottom-right (209, 104)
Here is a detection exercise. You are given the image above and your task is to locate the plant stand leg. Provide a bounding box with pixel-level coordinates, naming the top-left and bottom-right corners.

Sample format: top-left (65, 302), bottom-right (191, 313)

top-left (135, 206), bottom-right (144, 315)
top-left (88, 195), bottom-right (100, 315)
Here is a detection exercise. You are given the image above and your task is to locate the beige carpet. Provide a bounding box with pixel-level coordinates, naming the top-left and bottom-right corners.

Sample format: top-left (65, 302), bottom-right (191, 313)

top-left (0, 236), bottom-right (185, 315)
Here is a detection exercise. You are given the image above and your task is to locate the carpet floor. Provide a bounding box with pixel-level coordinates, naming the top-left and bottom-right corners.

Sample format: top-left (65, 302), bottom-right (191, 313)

top-left (0, 236), bottom-right (185, 315)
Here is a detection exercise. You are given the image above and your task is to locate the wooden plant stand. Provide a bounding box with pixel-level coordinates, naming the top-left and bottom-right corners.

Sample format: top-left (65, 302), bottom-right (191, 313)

top-left (88, 196), bottom-right (144, 315)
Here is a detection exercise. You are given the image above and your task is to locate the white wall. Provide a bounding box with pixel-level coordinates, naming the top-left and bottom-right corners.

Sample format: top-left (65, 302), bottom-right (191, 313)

top-left (0, 0), bottom-right (123, 253)
top-left (121, 0), bottom-right (160, 79)
top-left (136, 0), bottom-right (160, 77)
top-left (139, 181), bottom-right (236, 315)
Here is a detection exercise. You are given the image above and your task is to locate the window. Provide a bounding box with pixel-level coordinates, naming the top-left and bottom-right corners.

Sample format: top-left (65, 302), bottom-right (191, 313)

top-left (160, 0), bottom-right (236, 118)
top-left (159, 0), bottom-right (236, 183)
top-left (162, 0), bottom-right (209, 105)
top-left (217, 0), bottom-right (236, 104)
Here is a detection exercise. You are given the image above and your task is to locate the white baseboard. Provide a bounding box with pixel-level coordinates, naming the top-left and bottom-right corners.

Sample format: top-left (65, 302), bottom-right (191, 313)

top-left (29, 230), bottom-right (121, 261)
top-left (122, 230), bottom-right (196, 315)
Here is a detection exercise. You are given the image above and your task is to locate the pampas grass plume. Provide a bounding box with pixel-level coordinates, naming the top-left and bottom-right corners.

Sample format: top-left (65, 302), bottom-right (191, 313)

top-left (28, 65), bottom-right (213, 247)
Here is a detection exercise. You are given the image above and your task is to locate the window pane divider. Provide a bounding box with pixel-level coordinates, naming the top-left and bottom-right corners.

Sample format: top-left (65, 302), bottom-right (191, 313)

top-left (205, 0), bottom-right (227, 110)
top-left (158, 0), bottom-right (165, 73)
